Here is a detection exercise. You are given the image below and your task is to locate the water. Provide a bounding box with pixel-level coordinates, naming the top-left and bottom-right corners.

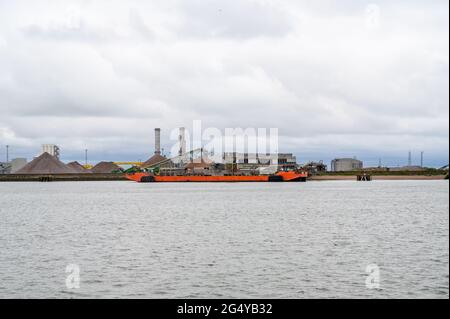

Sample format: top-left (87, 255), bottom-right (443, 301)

top-left (0, 180), bottom-right (448, 299)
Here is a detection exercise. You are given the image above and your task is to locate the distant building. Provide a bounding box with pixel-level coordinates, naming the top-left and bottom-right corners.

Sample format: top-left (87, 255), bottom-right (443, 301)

top-left (184, 160), bottom-right (211, 174)
top-left (222, 153), bottom-right (297, 170)
top-left (10, 158), bottom-right (27, 173)
top-left (41, 144), bottom-right (60, 159)
top-left (277, 153), bottom-right (298, 170)
top-left (331, 158), bottom-right (363, 172)
top-left (302, 161), bottom-right (328, 174)
top-left (0, 162), bottom-right (11, 174)
top-left (0, 158), bottom-right (27, 174)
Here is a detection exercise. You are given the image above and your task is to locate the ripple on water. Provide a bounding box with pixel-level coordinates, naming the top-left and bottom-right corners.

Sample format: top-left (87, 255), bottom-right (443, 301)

top-left (0, 180), bottom-right (448, 298)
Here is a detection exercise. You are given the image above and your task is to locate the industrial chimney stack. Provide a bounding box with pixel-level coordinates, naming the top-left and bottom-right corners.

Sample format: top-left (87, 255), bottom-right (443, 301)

top-left (155, 128), bottom-right (161, 155)
top-left (179, 127), bottom-right (186, 156)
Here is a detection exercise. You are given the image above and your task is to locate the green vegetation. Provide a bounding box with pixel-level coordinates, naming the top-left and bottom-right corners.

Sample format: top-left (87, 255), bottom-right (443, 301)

top-left (316, 168), bottom-right (447, 176)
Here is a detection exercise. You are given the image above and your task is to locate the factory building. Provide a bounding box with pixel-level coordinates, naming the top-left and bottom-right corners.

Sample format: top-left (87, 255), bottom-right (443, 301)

top-left (11, 158), bottom-right (27, 173)
top-left (302, 161), bottom-right (328, 174)
top-left (0, 158), bottom-right (28, 174)
top-left (331, 158), bottom-right (363, 172)
top-left (178, 127), bottom-right (186, 156)
top-left (141, 127), bottom-right (300, 174)
top-left (141, 128), bottom-right (167, 168)
top-left (41, 144), bottom-right (60, 159)
top-left (222, 152), bottom-right (297, 170)
top-left (0, 162), bottom-right (10, 174)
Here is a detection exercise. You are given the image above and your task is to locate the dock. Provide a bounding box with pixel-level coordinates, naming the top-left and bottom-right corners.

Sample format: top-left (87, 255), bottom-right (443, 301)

top-left (0, 174), bottom-right (127, 182)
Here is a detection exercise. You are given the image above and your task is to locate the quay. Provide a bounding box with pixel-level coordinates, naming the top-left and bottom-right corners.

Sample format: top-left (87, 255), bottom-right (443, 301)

top-left (0, 174), bottom-right (127, 182)
top-left (0, 173), bottom-right (447, 182)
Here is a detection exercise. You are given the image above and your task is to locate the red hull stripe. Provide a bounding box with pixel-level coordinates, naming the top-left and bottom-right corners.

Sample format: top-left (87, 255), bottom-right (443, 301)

top-left (126, 172), bottom-right (308, 183)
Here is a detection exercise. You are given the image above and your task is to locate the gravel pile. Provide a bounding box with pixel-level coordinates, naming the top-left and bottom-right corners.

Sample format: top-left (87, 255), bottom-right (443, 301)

top-left (15, 153), bottom-right (78, 174)
top-left (91, 162), bottom-right (122, 173)
top-left (142, 154), bottom-right (166, 168)
top-left (67, 161), bottom-right (91, 173)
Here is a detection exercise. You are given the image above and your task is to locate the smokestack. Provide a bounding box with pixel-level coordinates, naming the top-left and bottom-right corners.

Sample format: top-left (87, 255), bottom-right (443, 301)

top-left (179, 127), bottom-right (186, 156)
top-left (155, 128), bottom-right (161, 155)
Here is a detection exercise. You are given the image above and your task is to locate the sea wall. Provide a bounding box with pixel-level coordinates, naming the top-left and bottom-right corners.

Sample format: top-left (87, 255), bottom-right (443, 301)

top-left (0, 174), bottom-right (127, 182)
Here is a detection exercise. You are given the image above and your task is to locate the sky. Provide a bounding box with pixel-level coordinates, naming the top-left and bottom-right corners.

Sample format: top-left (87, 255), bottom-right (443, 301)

top-left (0, 0), bottom-right (448, 168)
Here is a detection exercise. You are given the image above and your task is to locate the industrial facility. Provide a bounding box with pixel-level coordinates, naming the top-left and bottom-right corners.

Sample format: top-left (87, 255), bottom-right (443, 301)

top-left (1, 129), bottom-right (447, 181)
top-left (135, 128), bottom-right (301, 177)
top-left (141, 128), bottom-right (167, 167)
top-left (41, 144), bottom-right (60, 159)
top-left (302, 161), bottom-right (328, 174)
top-left (220, 152), bottom-right (297, 172)
top-left (330, 158), bottom-right (364, 172)
top-left (0, 127), bottom-right (303, 178)
top-left (0, 158), bottom-right (27, 174)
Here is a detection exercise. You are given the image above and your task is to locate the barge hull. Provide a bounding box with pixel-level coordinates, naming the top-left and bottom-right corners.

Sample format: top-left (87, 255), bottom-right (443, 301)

top-left (126, 172), bottom-right (307, 183)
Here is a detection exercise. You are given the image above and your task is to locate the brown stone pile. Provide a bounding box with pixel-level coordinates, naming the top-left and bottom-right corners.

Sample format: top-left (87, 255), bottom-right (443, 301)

top-left (141, 154), bottom-right (166, 168)
top-left (67, 161), bottom-right (91, 173)
top-left (15, 152), bottom-right (78, 174)
top-left (91, 162), bottom-right (122, 173)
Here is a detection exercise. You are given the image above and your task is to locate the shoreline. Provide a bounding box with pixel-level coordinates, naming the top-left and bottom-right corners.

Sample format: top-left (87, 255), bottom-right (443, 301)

top-left (0, 174), bottom-right (127, 182)
top-left (309, 175), bottom-right (448, 181)
top-left (0, 173), bottom-right (448, 182)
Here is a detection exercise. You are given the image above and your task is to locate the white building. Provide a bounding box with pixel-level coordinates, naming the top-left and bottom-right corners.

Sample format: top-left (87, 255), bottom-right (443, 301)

top-left (222, 152), bottom-right (297, 169)
top-left (331, 158), bottom-right (363, 172)
top-left (11, 158), bottom-right (27, 173)
top-left (41, 144), bottom-right (60, 159)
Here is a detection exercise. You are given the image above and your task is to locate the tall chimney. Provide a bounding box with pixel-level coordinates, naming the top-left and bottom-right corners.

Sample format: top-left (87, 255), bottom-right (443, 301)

top-left (179, 127), bottom-right (186, 156)
top-left (155, 128), bottom-right (161, 155)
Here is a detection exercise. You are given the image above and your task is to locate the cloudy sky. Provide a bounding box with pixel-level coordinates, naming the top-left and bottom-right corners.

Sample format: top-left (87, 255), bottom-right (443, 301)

top-left (0, 0), bottom-right (448, 167)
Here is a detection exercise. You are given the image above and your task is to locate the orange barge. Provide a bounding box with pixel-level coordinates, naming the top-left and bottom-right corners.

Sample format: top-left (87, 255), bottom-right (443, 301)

top-left (126, 171), bottom-right (308, 183)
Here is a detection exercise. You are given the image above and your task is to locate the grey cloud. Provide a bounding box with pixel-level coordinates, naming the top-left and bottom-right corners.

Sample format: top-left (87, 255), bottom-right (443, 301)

top-left (21, 22), bottom-right (111, 43)
top-left (178, 0), bottom-right (294, 38)
top-left (128, 9), bottom-right (155, 40)
top-left (0, 0), bottom-right (448, 166)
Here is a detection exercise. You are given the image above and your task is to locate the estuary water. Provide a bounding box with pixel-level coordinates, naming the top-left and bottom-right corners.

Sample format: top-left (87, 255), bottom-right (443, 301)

top-left (0, 180), bottom-right (448, 299)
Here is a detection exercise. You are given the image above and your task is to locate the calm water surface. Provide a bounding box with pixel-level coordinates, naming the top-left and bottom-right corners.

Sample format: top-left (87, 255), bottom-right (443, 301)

top-left (0, 180), bottom-right (448, 299)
